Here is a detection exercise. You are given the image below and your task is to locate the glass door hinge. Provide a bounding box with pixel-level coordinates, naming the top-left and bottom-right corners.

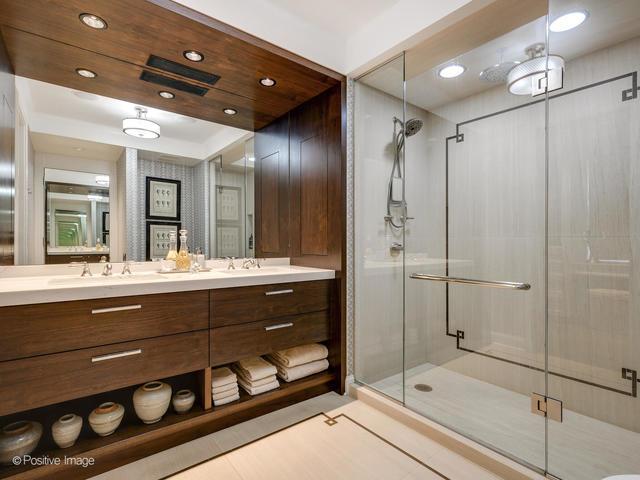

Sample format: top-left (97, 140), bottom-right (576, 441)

top-left (531, 393), bottom-right (563, 422)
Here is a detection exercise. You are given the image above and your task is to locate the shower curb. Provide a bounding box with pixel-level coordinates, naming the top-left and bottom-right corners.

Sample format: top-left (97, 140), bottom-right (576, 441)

top-left (354, 385), bottom-right (545, 480)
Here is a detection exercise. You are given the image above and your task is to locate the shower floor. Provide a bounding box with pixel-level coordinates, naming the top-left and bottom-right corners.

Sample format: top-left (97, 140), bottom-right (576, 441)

top-left (371, 363), bottom-right (640, 480)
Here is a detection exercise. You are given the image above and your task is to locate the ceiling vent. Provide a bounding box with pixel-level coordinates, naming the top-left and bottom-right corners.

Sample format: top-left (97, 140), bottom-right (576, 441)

top-left (146, 55), bottom-right (220, 85)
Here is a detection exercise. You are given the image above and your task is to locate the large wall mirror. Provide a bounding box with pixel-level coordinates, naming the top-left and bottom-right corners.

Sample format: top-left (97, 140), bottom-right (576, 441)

top-left (13, 76), bottom-right (255, 265)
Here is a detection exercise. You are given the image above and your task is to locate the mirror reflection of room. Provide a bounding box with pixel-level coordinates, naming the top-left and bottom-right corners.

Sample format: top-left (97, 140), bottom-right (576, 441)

top-left (12, 76), bottom-right (254, 265)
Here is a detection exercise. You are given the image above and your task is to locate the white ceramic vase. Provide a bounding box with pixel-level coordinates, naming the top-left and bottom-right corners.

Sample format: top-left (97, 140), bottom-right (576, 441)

top-left (52, 414), bottom-right (83, 448)
top-left (172, 389), bottom-right (195, 414)
top-left (133, 381), bottom-right (172, 424)
top-left (88, 402), bottom-right (125, 437)
top-left (0, 421), bottom-right (43, 464)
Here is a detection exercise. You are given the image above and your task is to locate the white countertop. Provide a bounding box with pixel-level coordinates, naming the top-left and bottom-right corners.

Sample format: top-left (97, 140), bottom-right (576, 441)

top-left (0, 262), bottom-right (335, 307)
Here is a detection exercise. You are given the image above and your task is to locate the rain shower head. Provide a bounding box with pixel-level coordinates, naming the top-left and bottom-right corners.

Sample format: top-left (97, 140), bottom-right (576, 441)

top-left (479, 61), bottom-right (521, 83)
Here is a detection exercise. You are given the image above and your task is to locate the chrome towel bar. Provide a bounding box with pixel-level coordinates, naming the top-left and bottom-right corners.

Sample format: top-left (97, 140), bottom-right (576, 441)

top-left (410, 273), bottom-right (530, 290)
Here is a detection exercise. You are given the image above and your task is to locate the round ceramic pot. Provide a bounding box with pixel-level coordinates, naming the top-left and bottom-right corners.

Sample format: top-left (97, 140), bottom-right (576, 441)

top-left (88, 402), bottom-right (125, 437)
top-left (172, 389), bottom-right (195, 414)
top-left (0, 421), bottom-right (43, 464)
top-left (52, 414), bottom-right (83, 448)
top-left (133, 381), bottom-right (172, 424)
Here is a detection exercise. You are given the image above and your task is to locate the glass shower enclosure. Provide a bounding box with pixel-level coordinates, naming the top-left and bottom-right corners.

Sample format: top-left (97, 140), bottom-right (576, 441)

top-left (353, 1), bottom-right (640, 478)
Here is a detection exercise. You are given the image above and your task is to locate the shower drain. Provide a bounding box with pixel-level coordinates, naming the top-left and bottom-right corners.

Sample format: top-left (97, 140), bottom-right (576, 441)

top-left (414, 384), bottom-right (433, 392)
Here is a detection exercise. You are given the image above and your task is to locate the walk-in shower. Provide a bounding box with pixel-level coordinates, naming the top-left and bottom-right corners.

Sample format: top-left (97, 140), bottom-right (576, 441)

top-left (385, 117), bottom-right (422, 230)
top-left (354, 1), bottom-right (640, 478)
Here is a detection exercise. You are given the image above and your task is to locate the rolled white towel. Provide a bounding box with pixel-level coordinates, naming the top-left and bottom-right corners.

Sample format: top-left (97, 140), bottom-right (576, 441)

top-left (271, 358), bottom-right (329, 382)
top-left (214, 392), bottom-right (240, 406)
top-left (213, 386), bottom-right (239, 401)
top-left (212, 382), bottom-right (239, 395)
top-left (233, 357), bottom-right (276, 381)
top-left (238, 377), bottom-right (279, 396)
top-left (270, 344), bottom-right (328, 368)
top-left (212, 367), bottom-right (237, 388)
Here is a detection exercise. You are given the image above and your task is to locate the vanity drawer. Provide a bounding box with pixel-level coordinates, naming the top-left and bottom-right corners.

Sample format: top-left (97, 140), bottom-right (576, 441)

top-left (0, 330), bottom-right (209, 416)
top-left (210, 310), bottom-right (330, 366)
top-left (211, 280), bottom-right (331, 327)
top-left (0, 290), bottom-right (209, 361)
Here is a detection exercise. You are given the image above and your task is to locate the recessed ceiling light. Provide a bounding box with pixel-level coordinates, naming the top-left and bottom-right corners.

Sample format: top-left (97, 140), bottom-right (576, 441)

top-left (158, 91), bottom-right (175, 99)
top-left (259, 77), bottom-right (276, 87)
top-left (438, 64), bottom-right (466, 79)
top-left (79, 13), bottom-right (107, 30)
top-left (549, 10), bottom-right (588, 32)
top-left (183, 50), bottom-right (204, 62)
top-left (76, 68), bottom-right (97, 78)
top-left (223, 108), bottom-right (237, 115)
top-left (122, 107), bottom-right (161, 139)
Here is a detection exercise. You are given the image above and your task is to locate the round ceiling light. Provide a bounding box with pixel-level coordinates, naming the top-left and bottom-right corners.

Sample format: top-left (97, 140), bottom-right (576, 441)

top-left (122, 107), bottom-right (160, 139)
top-left (549, 10), bottom-right (588, 32)
top-left (158, 91), bottom-right (175, 99)
top-left (223, 108), bottom-right (237, 115)
top-left (259, 77), bottom-right (276, 87)
top-left (79, 13), bottom-right (107, 29)
top-left (76, 68), bottom-right (97, 78)
top-left (183, 50), bottom-right (204, 62)
top-left (438, 64), bottom-right (466, 79)
top-left (507, 44), bottom-right (564, 95)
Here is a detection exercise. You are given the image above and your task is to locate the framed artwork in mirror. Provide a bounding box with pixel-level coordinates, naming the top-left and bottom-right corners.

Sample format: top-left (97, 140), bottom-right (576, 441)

top-left (146, 221), bottom-right (181, 260)
top-left (146, 176), bottom-right (181, 221)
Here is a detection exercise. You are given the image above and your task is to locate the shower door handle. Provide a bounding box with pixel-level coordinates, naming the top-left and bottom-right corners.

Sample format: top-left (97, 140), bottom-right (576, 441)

top-left (410, 273), bottom-right (530, 290)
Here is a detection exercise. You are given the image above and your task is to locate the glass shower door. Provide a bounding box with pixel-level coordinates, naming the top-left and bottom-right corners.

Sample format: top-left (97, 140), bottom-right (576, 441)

top-left (402, 13), bottom-right (549, 471)
top-left (546, 0), bottom-right (640, 478)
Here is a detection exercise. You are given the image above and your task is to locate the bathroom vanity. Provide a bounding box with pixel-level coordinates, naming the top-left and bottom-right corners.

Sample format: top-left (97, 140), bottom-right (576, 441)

top-left (0, 265), bottom-right (341, 479)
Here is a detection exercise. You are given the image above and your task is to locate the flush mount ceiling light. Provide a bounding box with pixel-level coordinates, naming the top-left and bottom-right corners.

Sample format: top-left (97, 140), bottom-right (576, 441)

top-left (79, 13), bottom-right (108, 29)
top-left (438, 64), bottom-right (466, 79)
top-left (223, 108), bottom-right (237, 115)
top-left (183, 50), bottom-right (204, 62)
top-left (549, 10), bottom-right (588, 32)
top-left (76, 68), bottom-right (97, 78)
top-left (158, 91), bottom-right (175, 99)
top-left (259, 77), bottom-right (276, 87)
top-left (507, 43), bottom-right (564, 96)
top-left (122, 107), bottom-right (160, 139)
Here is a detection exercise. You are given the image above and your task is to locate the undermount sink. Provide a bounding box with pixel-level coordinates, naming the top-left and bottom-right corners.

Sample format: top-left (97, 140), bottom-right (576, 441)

top-left (219, 266), bottom-right (287, 275)
top-left (48, 272), bottom-right (167, 286)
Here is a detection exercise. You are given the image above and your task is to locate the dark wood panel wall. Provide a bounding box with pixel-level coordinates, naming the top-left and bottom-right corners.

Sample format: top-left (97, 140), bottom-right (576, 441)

top-left (0, 33), bottom-right (14, 266)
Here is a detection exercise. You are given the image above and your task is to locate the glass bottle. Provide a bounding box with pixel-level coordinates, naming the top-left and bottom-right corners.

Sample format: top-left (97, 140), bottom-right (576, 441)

top-left (165, 231), bottom-right (178, 261)
top-left (175, 229), bottom-right (192, 271)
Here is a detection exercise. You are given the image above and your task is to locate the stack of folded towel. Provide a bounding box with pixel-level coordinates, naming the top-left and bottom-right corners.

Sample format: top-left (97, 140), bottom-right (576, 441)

top-left (211, 366), bottom-right (239, 406)
top-left (266, 343), bottom-right (329, 382)
top-left (232, 357), bottom-right (280, 395)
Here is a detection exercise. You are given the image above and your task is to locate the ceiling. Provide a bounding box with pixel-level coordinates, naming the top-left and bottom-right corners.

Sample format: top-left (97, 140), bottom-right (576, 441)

top-left (31, 133), bottom-right (124, 162)
top-left (0, 0), bottom-right (341, 131)
top-left (361, 0), bottom-right (640, 111)
top-left (18, 76), bottom-right (248, 160)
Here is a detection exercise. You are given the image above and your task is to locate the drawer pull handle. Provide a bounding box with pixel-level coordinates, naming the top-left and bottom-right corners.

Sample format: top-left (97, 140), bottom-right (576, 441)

top-left (91, 304), bottom-right (142, 314)
top-left (91, 348), bottom-right (142, 363)
top-left (264, 289), bottom-right (294, 296)
top-left (264, 322), bottom-right (294, 331)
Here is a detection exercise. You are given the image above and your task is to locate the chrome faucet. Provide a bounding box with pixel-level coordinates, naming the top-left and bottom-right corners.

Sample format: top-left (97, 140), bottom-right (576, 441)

top-left (226, 256), bottom-right (236, 270)
top-left (69, 261), bottom-right (93, 277)
top-left (101, 262), bottom-right (113, 276)
top-left (241, 258), bottom-right (256, 269)
top-left (121, 261), bottom-right (133, 275)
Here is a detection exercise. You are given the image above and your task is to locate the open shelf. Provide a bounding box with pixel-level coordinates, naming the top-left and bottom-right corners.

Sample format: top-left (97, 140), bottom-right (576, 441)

top-left (0, 371), bottom-right (336, 479)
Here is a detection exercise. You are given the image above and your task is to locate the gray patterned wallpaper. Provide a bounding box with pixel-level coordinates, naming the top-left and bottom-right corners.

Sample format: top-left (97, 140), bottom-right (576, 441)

top-left (125, 148), bottom-right (208, 261)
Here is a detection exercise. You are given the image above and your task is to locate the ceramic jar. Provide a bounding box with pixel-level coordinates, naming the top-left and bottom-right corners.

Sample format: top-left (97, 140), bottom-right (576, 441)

top-left (133, 381), bottom-right (172, 424)
top-left (52, 414), bottom-right (83, 448)
top-left (88, 402), bottom-right (125, 436)
top-left (0, 421), bottom-right (43, 464)
top-left (172, 389), bottom-right (195, 414)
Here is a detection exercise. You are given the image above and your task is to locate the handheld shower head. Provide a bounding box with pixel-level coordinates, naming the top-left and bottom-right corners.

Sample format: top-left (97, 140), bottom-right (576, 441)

top-left (404, 118), bottom-right (423, 137)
